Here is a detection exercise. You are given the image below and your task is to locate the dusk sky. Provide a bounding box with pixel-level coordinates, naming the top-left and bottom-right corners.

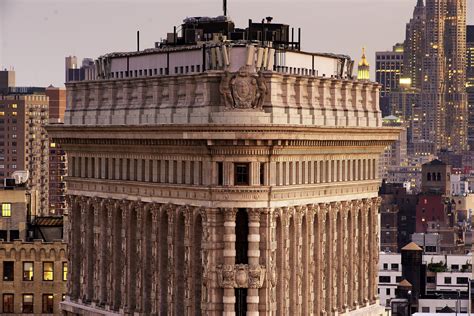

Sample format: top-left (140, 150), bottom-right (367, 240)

top-left (1, 0), bottom-right (473, 87)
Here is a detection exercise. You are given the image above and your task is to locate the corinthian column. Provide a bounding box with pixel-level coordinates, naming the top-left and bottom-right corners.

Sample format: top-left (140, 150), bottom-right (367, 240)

top-left (223, 208), bottom-right (237, 315)
top-left (247, 209), bottom-right (261, 316)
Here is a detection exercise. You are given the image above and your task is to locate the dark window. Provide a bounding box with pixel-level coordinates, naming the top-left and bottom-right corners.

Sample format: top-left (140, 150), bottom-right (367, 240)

top-left (457, 277), bottom-right (469, 284)
top-left (452, 264), bottom-right (459, 271)
top-left (427, 276), bottom-right (435, 283)
top-left (425, 246), bottom-right (436, 252)
top-left (22, 294), bottom-right (33, 313)
top-left (437, 172), bottom-right (441, 181)
top-left (217, 162), bottom-right (224, 186)
top-left (383, 263), bottom-right (388, 270)
top-left (2, 294), bottom-right (13, 313)
top-left (391, 263), bottom-right (399, 271)
top-left (234, 163), bottom-right (250, 185)
top-left (42, 294), bottom-right (54, 313)
top-left (260, 163), bottom-right (265, 185)
top-left (235, 209), bottom-right (248, 264)
top-left (379, 276), bottom-right (391, 283)
top-left (9, 230), bottom-right (19, 241)
top-left (445, 277), bottom-right (452, 284)
top-left (396, 276), bottom-right (403, 283)
top-left (0, 230), bottom-right (6, 241)
top-left (3, 262), bottom-right (14, 281)
top-left (386, 288), bottom-right (390, 295)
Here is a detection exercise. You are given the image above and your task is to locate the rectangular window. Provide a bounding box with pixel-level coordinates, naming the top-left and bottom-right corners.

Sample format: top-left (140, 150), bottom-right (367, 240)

top-left (234, 163), bottom-right (250, 185)
top-left (2, 203), bottom-right (11, 217)
top-left (0, 230), bottom-right (6, 240)
top-left (452, 264), bottom-right (459, 271)
top-left (386, 288), bottom-right (390, 295)
top-left (379, 276), bottom-right (390, 283)
top-left (2, 294), bottom-right (13, 313)
top-left (63, 262), bottom-right (68, 281)
top-left (457, 277), bottom-right (468, 284)
top-left (383, 263), bottom-right (388, 270)
top-left (217, 162), bottom-right (224, 186)
top-left (43, 262), bottom-right (54, 281)
top-left (22, 294), bottom-right (33, 313)
top-left (426, 276), bottom-right (435, 283)
top-left (23, 262), bottom-right (34, 281)
top-left (445, 277), bottom-right (452, 284)
top-left (391, 263), bottom-right (399, 271)
top-left (9, 230), bottom-right (19, 241)
top-left (42, 294), bottom-right (54, 313)
top-left (3, 261), bottom-right (14, 281)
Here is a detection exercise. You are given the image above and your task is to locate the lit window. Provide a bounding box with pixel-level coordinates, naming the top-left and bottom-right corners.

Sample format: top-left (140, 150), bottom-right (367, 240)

top-left (50, 143), bottom-right (56, 148)
top-left (11, 104), bottom-right (17, 109)
top-left (43, 262), bottom-right (54, 281)
top-left (2, 204), bottom-right (11, 217)
top-left (23, 262), bottom-right (34, 281)
top-left (11, 112), bottom-right (17, 116)
top-left (42, 294), bottom-right (54, 313)
top-left (62, 262), bottom-right (67, 281)
top-left (22, 294), bottom-right (33, 313)
top-left (0, 112), bottom-right (4, 116)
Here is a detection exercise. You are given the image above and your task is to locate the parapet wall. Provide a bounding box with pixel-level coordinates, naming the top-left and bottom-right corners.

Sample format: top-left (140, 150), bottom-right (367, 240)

top-left (65, 70), bottom-right (381, 128)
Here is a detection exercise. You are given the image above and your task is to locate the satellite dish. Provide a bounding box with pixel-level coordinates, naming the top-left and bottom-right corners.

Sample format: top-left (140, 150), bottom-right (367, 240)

top-left (12, 170), bottom-right (29, 184)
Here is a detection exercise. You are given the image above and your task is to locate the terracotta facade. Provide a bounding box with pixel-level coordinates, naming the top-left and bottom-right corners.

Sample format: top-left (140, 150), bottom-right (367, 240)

top-left (49, 67), bottom-right (399, 315)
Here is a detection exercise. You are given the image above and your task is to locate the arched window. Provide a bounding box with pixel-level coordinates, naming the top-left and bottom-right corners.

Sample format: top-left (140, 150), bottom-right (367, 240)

top-left (437, 173), bottom-right (441, 181)
top-left (427, 173), bottom-right (431, 181)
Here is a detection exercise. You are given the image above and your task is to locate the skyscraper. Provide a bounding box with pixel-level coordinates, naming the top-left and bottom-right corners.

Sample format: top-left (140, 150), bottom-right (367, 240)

top-left (376, 44), bottom-right (404, 116)
top-left (467, 25), bottom-right (474, 149)
top-left (419, 0), bottom-right (468, 153)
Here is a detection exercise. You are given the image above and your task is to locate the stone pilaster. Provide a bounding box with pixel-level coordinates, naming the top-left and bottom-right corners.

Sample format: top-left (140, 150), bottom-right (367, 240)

top-left (149, 204), bottom-right (160, 315)
top-left (184, 207), bottom-right (194, 315)
top-left (166, 206), bottom-right (175, 315)
top-left (91, 197), bottom-right (101, 304)
top-left (222, 208), bottom-right (237, 315)
top-left (247, 208), bottom-right (261, 316)
top-left (259, 208), bottom-right (273, 314)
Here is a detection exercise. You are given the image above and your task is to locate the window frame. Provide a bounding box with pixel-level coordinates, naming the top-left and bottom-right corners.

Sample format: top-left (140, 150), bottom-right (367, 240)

top-left (2, 203), bottom-right (11, 217)
top-left (62, 262), bottom-right (68, 281)
top-left (234, 163), bottom-right (250, 186)
top-left (42, 294), bottom-right (54, 313)
top-left (22, 294), bottom-right (34, 314)
top-left (42, 262), bottom-right (54, 281)
top-left (23, 262), bottom-right (34, 281)
top-left (3, 261), bottom-right (14, 281)
top-left (2, 294), bottom-right (14, 313)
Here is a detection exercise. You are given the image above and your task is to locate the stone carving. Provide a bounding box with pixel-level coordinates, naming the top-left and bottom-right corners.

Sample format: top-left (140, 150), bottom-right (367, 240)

top-left (220, 66), bottom-right (267, 110)
top-left (216, 264), bottom-right (266, 289)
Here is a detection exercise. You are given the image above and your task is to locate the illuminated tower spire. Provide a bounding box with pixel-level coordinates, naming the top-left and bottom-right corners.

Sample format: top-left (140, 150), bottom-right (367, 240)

top-left (357, 47), bottom-right (370, 81)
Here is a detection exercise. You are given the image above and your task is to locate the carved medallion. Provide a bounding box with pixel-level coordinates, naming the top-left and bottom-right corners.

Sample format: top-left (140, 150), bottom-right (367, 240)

top-left (219, 66), bottom-right (267, 111)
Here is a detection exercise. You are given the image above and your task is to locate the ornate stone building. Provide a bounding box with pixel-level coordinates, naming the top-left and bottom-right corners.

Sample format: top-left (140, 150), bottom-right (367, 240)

top-left (49, 16), bottom-right (399, 316)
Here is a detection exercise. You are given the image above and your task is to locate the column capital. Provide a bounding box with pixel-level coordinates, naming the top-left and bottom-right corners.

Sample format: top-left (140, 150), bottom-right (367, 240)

top-left (247, 209), bottom-right (261, 222)
top-left (223, 208), bottom-right (238, 222)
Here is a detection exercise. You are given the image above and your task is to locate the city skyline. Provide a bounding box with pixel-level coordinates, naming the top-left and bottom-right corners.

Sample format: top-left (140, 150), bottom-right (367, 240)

top-left (1, 0), bottom-right (473, 87)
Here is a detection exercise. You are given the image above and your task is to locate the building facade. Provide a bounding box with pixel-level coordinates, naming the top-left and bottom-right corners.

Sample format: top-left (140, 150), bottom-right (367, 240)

top-left (0, 240), bottom-right (67, 314)
top-left (0, 89), bottom-right (49, 213)
top-left (467, 25), bottom-right (474, 150)
top-left (46, 87), bottom-right (68, 215)
top-left (375, 44), bottom-right (404, 116)
top-left (50, 17), bottom-right (399, 316)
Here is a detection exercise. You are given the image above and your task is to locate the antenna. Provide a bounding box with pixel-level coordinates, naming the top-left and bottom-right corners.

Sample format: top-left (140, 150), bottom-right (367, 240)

top-left (223, 0), bottom-right (227, 16)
